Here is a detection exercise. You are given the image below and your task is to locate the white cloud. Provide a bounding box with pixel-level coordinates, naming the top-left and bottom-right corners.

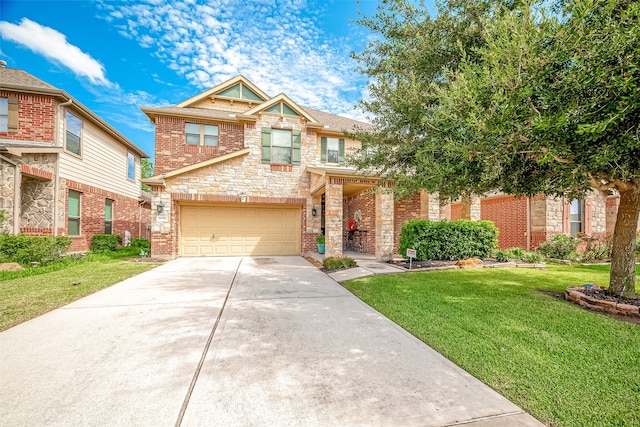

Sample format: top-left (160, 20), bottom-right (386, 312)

top-left (0, 18), bottom-right (112, 87)
top-left (98, 0), bottom-right (369, 118)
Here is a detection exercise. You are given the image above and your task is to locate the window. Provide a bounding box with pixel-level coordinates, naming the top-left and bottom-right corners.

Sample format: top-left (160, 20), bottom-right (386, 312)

top-left (68, 190), bottom-right (81, 236)
top-left (261, 127), bottom-right (301, 165)
top-left (0, 98), bottom-right (7, 132)
top-left (570, 199), bottom-right (584, 236)
top-left (185, 123), bottom-right (218, 146)
top-left (105, 199), bottom-right (113, 234)
top-left (127, 152), bottom-right (135, 180)
top-left (65, 111), bottom-right (82, 155)
top-left (320, 137), bottom-right (345, 164)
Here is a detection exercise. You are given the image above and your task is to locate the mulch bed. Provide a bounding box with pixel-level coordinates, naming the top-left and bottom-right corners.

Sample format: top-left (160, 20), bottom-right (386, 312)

top-left (579, 286), bottom-right (640, 307)
top-left (387, 258), bottom-right (508, 270)
top-left (539, 288), bottom-right (640, 325)
top-left (127, 257), bottom-right (167, 263)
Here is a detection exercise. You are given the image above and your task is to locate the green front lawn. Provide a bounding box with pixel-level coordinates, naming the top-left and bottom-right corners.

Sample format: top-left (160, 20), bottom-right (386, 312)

top-left (343, 264), bottom-right (640, 427)
top-left (0, 251), bottom-right (160, 331)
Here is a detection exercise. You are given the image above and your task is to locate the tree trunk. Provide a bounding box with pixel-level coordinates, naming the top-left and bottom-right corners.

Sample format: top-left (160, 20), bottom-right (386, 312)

top-left (608, 185), bottom-right (640, 297)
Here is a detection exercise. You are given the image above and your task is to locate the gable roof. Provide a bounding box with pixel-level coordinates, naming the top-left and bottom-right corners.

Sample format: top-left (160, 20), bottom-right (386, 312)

top-left (244, 93), bottom-right (318, 123)
top-left (176, 75), bottom-right (270, 108)
top-left (302, 106), bottom-right (373, 133)
top-left (0, 67), bottom-right (149, 158)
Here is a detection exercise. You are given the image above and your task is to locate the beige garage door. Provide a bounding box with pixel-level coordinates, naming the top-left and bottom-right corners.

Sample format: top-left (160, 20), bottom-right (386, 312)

top-left (180, 204), bottom-right (301, 256)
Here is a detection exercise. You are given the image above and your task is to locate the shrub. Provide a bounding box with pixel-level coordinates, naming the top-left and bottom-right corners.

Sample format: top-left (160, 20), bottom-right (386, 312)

top-left (131, 238), bottom-right (150, 250)
top-left (0, 235), bottom-right (72, 265)
top-left (538, 234), bottom-right (579, 260)
top-left (399, 219), bottom-right (498, 261)
top-left (494, 247), bottom-right (543, 263)
top-left (90, 234), bottom-right (122, 253)
top-left (323, 256), bottom-right (356, 270)
top-left (316, 234), bottom-right (325, 244)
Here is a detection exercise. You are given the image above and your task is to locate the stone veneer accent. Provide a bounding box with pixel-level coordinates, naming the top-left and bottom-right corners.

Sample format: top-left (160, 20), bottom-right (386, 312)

top-left (0, 159), bottom-right (16, 233)
top-left (375, 193), bottom-right (395, 261)
top-left (324, 183), bottom-right (343, 257)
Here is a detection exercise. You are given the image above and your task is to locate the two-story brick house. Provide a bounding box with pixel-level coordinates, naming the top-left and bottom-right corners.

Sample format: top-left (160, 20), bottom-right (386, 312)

top-left (142, 75), bottom-right (632, 260)
top-left (0, 65), bottom-right (150, 251)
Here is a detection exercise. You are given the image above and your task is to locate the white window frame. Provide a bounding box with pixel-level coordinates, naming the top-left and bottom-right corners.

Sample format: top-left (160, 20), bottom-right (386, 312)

top-left (127, 152), bottom-right (135, 181)
top-left (569, 199), bottom-right (584, 236)
top-left (185, 123), bottom-right (219, 146)
top-left (0, 97), bottom-right (7, 132)
top-left (271, 129), bottom-right (293, 165)
top-left (65, 111), bottom-right (82, 156)
top-left (68, 190), bottom-right (81, 236)
top-left (105, 199), bottom-right (114, 234)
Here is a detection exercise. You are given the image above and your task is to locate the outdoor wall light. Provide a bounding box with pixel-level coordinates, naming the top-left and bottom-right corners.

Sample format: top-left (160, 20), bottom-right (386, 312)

top-left (312, 206), bottom-right (317, 217)
top-left (240, 193), bottom-right (247, 203)
top-left (156, 201), bottom-right (164, 214)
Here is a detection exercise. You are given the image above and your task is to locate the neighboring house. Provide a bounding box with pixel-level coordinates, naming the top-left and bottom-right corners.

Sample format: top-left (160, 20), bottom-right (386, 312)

top-left (141, 75), bottom-right (632, 260)
top-left (0, 65), bottom-right (151, 251)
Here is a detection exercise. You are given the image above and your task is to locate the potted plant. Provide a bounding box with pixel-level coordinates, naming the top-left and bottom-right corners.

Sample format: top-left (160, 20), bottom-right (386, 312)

top-left (316, 234), bottom-right (325, 254)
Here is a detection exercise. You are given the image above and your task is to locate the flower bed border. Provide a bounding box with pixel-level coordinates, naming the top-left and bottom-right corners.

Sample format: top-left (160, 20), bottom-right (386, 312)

top-left (565, 286), bottom-right (640, 318)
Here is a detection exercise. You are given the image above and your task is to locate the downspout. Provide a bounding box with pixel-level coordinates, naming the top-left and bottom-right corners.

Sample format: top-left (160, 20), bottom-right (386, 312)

top-left (54, 99), bottom-right (73, 236)
top-left (526, 197), bottom-right (531, 251)
top-left (138, 199), bottom-right (145, 238)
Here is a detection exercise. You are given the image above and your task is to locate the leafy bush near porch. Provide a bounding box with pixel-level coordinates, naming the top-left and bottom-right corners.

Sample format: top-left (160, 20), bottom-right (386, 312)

top-left (323, 256), bottom-right (357, 270)
top-left (90, 234), bottom-right (122, 253)
top-left (399, 219), bottom-right (498, 261)
top-left (538, 234), bottom-right (580, 260)
top-left (495, 247), bottom-right (543, 263)
top-left (0, 235), bottom-right (72, 266)
top-left (131, 238), bottom-right (150, 251)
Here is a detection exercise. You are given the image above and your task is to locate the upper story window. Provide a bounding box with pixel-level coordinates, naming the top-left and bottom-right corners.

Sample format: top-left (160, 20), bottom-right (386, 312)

top-left (570, 199), bottom-right (584, 236)
top-left (127, 152), bottom-right (135, 181)
top-left (185, 123), bottom-right (218, 146)
top-left (0, 98), bottom-right (7, 132)
top-left (320, 137), bottom-right (345, 164)
top-left (261, 127), bottom-right (301, 165)
top-left (65, 111), bottom-right (82, 156)
top-left (0, 96), bottom-right (18, 133)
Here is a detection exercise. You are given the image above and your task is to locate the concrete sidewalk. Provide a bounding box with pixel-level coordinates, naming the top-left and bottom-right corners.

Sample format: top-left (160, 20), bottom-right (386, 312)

top-left (307, 251), bottom-right (407, 282)
top-left (0, 256), bottom-right (543, 426)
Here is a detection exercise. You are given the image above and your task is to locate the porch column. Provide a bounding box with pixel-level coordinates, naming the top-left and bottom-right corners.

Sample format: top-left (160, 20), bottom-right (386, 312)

top-left (325, 183), bottom-right (343, 257)
top-left (375, 192), bottom-right (394, 261)
top-left (421, 190), bottom-right (441, 221)
top-left (460, 194), bottom-right (481, 220)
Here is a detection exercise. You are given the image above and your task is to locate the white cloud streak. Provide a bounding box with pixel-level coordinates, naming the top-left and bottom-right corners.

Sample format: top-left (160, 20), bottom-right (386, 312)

top-left (0, 18), bottom-right (112, 87)
top-left (99, 0), bottom-right (368, 119)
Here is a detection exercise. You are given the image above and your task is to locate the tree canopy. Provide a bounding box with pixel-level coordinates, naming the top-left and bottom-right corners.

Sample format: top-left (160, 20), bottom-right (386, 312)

top-left (352, 0), bottom-right (640, 296)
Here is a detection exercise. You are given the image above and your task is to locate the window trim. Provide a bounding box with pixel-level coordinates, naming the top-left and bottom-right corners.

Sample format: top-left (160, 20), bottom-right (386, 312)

top-left (0, 97), bottom-right (7, 132)
top-left (68, 190), bottom-right (81, 236)
top-left (184, 122), bottom-right (219, 147)
top-left (261, 127), bottom-right (301, 165)
top-left (127, 152), bottom-right (135, 181)
top-left (105, 199), bottom-right (114, 234)
top-left (65, 110), bottom-right (83, 157)
top-left (569, 199), bottom-right (584, 236)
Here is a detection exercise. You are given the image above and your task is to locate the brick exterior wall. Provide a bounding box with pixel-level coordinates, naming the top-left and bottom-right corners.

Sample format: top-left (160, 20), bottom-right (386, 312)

top-left (450, 203), bottom-right (461, 220)
top-left (481, 196), bottom-right (528, 250)
top-left (65, 180), bottom-right (150, 252)
top-left (153, 116), bottom-right (245, 174)
top-left (344, 193), bottom-right (376, 254)
top-left (0, 91), bottom-right (56, 142)
top-left (393, 194), bottom-right (422, 254)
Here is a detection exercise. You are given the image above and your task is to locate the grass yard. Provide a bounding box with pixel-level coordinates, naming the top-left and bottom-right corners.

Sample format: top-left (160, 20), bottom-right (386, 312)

top-left (0, 251), bottom-right (160, 331)
top-left (343, 264), bottom-right (640, 427)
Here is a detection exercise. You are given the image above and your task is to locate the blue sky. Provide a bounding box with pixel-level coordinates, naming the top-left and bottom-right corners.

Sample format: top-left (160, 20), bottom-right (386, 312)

top-left (0, 0), bottom-right (389, 160)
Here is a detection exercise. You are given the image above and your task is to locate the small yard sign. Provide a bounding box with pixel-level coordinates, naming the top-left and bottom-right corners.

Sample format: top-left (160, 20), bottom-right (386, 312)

top-left (406, 248), bottom-right (416, 269)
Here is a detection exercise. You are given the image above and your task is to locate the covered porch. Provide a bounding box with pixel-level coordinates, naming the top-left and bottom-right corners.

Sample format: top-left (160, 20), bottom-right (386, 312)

top-left (307, 166), bottom-right (395, 261)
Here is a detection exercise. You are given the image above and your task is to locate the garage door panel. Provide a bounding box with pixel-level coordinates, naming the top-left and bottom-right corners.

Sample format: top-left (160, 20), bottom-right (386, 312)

top-left (180, 204), bottom-right (301, 256)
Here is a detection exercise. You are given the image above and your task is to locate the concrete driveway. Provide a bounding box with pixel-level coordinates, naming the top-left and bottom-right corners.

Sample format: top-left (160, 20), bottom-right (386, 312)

top-left (0, 256), bottom-right (543, 426)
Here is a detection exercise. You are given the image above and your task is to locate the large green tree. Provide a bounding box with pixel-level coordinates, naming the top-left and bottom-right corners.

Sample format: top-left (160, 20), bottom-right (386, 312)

top-left (352, 0), bottom-right (640, 296)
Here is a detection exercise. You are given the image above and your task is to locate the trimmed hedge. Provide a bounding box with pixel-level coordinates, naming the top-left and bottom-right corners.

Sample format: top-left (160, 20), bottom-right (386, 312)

top-left (399, 219), bottom-right (498, 261)
top-left (90, 234), bottom-right (122, 253)
top-left (0, 235), bottom-right (72, 265)
top-left (131, 238), bottom-right (150, 251)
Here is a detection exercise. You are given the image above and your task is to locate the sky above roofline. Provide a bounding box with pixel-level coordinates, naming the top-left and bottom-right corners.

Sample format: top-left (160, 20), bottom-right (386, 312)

top-left (0, 0), bottom-right (404, 160)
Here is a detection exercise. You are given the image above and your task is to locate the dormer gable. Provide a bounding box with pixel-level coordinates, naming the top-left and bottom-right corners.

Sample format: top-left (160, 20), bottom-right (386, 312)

top-left (176, 75), bottom-right (270, 109)
top-left (245, 93), bottom-right (319, 124)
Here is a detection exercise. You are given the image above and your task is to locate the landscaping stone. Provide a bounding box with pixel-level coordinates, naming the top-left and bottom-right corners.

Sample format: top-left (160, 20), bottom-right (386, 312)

top-left (0, 262), bottom-right (24, 271)
top-left (565, 285), bottom-right (640, 319)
